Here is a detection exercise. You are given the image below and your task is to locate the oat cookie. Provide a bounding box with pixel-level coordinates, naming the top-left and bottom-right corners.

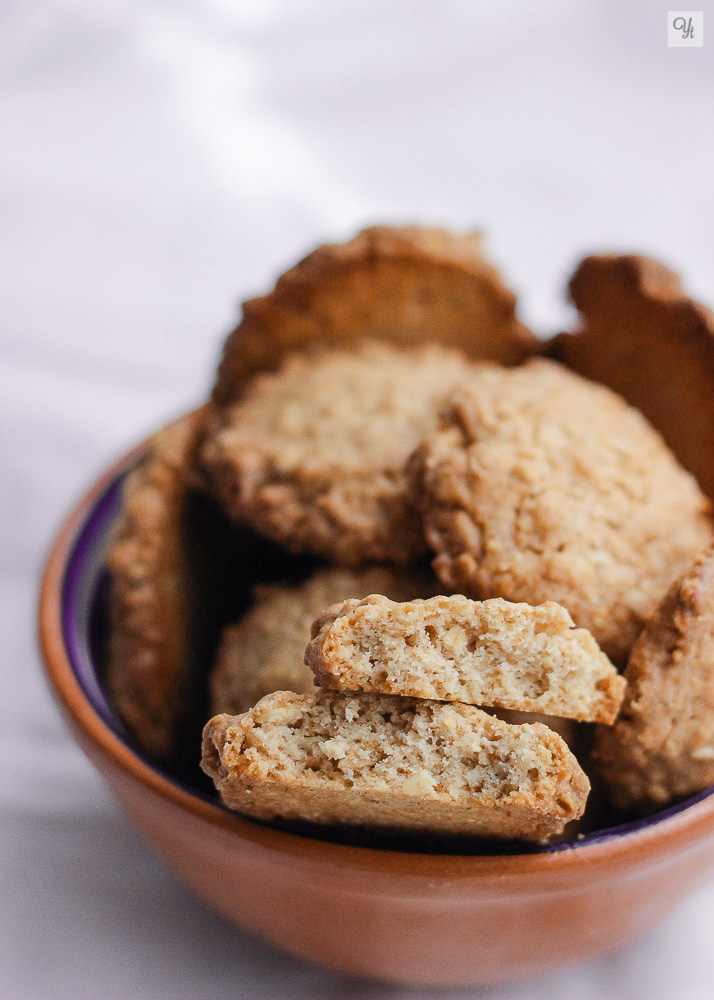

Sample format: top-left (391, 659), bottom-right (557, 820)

top-left (552, 254), bottom-right (714, 497)
top-left (106, 409), bottom-right (208, 760)
top-left (201, 690), bottom-right (589, 841)
top-left (594, 547), bottom-right (714, 811)
top-left (212, 225), bottom-right (538, 407)
top-left (201, 341), bottom-right (485, 565)
top-left (409, 358), bottom-right (713, 663)
top-left (211, 566), bottom-right (438, 715)
top-left (306, 594), bottom-right (624, 723)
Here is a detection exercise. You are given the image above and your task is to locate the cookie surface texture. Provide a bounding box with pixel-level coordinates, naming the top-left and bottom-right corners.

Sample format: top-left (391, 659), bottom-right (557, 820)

top-left (212, 224), bottom-right (538, 406)
top-left (201, 690), bottom-right (589, 842)
top-left (410, 358), bottom-right (713, 663)
top-left (552, 254), bottom-right (714, 497)
top-left (594, 546), bottom-right (714, 811)
top-left (306, 594), bottom-right (624, 723)
top-left (211, 566), bottom-right (438, 715)
top-left (106, 409), bottom-right (208, 760)
top-left (202, 341), bottom-right (483, 565)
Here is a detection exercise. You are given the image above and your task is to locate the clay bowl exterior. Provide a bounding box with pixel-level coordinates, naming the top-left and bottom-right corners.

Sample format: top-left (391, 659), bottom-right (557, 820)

top-left (39, 427), bottom-right (714, 987)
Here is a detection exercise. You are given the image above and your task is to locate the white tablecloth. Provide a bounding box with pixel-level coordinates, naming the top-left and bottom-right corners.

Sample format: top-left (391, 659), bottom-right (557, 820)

top-left (3, 3), bottom-right (714, 997)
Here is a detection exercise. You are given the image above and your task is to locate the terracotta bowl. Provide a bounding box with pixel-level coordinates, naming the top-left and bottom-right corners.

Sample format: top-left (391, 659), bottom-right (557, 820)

top-left (39, 429), bottom-right (714, 988)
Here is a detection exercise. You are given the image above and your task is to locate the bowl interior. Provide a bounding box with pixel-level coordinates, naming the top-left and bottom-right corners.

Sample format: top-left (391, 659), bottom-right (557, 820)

top-left (62, 465), bottom-right (714, 857)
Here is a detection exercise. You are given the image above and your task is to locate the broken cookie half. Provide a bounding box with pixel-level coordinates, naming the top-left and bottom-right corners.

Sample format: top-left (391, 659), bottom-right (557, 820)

top-left (201, 690), bottom-right (589, 842)
top-left (306, 595), bottom-right (625, 724)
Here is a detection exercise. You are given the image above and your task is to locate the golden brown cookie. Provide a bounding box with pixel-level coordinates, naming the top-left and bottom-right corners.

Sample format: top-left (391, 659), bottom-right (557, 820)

top-left (306, 595), bottom-right (624, 723)
top-left (201, 690), bottom-right (589, 842)
top-left (212, 225), bottom-right (538, 407)
top-left (593, 546), bottom-right (714, 812)
top-left (409, 358), bottom-right (713, 664)
top-left (201, 341), bottom-right (485, 565)
top-left (552, 254), bottom-right (714, 497)
top-left (211, 566), bottom-right (439, 715)
top-left (106, 409), bottom-right (209, 760)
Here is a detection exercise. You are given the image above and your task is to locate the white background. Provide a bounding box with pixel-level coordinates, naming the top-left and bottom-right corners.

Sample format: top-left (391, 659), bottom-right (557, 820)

top-left (3, 2), bottom-right (714, 997)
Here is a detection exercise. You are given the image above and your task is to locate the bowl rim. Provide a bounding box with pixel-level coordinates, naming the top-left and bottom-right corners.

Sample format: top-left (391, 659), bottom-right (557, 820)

top-left (38, 418), bottom-right (714, 881)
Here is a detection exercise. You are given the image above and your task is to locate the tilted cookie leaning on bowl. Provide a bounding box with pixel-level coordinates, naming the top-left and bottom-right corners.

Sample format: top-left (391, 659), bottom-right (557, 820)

top-left (40, 226), bottom-right (714, 986)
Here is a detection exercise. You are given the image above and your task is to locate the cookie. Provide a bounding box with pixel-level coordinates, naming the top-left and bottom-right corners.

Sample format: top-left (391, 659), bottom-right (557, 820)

top-left (201, 690), bottom-right (589, 842)
top-left (211, 566), bottom-right (439, 715)
top-left (201, 341), bottom-right (485, 565)
top-left (409, 358), bottom-right (713, 664)
top-left (306, 595), bottom-right (624, 723)
top-left (593, 546), bottom-right (714, 811)
top-left (552, 254), bottom-right (714, 497)
top-left (106, 409), bottom-right (208, 760)
top-left (212, 225), bottom-right (538, 407)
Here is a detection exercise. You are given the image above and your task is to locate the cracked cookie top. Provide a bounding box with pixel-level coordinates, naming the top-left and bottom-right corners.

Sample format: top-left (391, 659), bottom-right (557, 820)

top-left (201, 341), bottom-right (485, 565)
top-left (410, 358), bottom-right (713, 663)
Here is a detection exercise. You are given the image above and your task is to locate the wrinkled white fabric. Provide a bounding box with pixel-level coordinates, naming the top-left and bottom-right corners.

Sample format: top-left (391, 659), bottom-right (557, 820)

top-left (3, 2), bottom-right (714, 997)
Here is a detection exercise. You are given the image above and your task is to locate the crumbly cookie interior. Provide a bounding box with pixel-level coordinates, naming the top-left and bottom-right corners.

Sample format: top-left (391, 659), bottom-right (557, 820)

top-left (213, 693), bottom-right (560, 797)
top-left (202, 689), bottom-right (588, 839)
top-left (307, 595), bottom-right (623, 723)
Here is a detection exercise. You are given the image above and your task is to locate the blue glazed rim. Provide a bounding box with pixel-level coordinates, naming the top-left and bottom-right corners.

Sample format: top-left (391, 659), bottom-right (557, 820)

top-left (59, 462), bottom-right (714, 856)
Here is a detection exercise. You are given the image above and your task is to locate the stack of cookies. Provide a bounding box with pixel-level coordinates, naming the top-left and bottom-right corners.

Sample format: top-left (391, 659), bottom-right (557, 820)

top-left (204, 595), bottom-right (626, 842)
top-left (106, 225), bottom-right (714, 844)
